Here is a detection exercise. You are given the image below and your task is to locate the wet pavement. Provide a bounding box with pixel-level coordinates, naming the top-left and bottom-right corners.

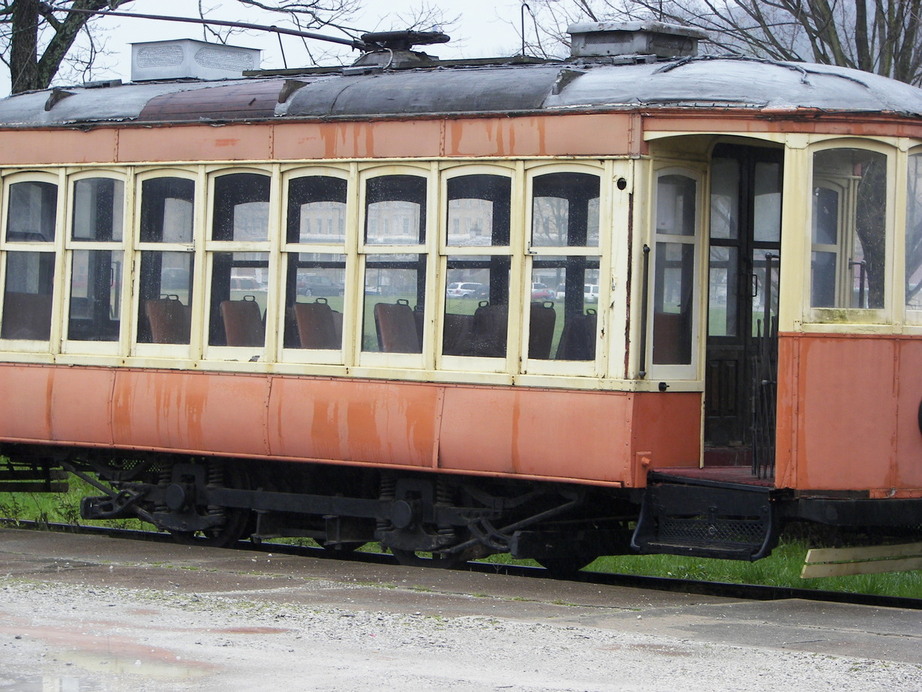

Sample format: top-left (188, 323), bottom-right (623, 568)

top-left (1, 528), bottom-right (920, 691)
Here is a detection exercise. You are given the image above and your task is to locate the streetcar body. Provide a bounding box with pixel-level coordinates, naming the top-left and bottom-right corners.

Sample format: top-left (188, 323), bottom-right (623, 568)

top-left (0, 23), bottom-right (920, 565)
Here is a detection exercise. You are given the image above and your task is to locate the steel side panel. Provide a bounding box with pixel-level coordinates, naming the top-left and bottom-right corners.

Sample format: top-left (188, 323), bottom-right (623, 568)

top-left (0, 130), bottom-right (118, 165)
top-left (0, 113), bottom-right (637, 167)
top-left (266, 377), bottom-right (438, 468)
top-left (117, 124), bottom-right (272, 163)
top-left (0, 364), bottom-right (55, 442)
top-left (272, 120), bottom-right (444, 160)
top-left (0, 363), bottom-right (700, 486)
top-left (0, 365), bottom-right (115, 446)
top-left (631, 391), bottom-right (701, 471)
top-left (110, 369), bottom-right (269, 456)
top-left (895, 340), bottom-right (922, 489)
top-left (777, 335), bottom-right (899, 491)
top-left (436, 387), bottom-right (635, 482)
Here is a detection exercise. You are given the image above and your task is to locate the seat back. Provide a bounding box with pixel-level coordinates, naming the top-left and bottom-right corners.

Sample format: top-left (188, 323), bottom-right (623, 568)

top-left (442, 313), bottom-right (474, 356)
top-left (294, 299), bottom-right (340, 349)
top-left (220, 298), bottom-right (264, 347)
top-left (528, 301), bottom-right (556, 360)
top-left (145, 297), bottom-right (191, 344)
top-left (0, 292), bottom-right (53, 340)
top-left (470, 302), bottom-right (508, 357)
top-left (374, 300), bottom-right (420, 353)
top-left (556, 310), bottom-right (597, 361)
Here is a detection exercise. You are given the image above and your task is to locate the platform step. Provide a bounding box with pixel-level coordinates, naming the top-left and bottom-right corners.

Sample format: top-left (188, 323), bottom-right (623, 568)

top-left (631, 474), bottom-right (778, 561)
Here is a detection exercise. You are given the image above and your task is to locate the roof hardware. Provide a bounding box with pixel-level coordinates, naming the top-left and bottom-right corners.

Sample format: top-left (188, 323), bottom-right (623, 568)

top-left (552, 68), bottom-right (586, 95)
top-left (44, 88), bottom-right (75, 112)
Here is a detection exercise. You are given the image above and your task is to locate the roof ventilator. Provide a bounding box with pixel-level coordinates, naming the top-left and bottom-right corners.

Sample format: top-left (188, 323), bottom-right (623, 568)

top-left (345, 31), bottom-right (450, 74)
top-left (567, 21), bottom-right (707, 62)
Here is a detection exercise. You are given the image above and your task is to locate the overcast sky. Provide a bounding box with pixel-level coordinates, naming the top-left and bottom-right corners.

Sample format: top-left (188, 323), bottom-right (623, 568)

top-left (2, 0), bottom-right (533, 94)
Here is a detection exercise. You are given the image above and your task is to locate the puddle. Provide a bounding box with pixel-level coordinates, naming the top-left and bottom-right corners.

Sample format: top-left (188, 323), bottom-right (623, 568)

top-left (58, 650), bottom-right (210, 683)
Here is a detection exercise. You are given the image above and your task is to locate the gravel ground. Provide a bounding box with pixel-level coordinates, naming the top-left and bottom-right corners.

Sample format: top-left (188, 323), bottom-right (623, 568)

top-left (1, 577), bottom-right (920, 692)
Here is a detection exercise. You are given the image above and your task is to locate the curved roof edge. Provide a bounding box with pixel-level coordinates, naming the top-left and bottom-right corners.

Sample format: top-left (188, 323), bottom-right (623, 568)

top-left (0, 56), bottom-right (920, 128)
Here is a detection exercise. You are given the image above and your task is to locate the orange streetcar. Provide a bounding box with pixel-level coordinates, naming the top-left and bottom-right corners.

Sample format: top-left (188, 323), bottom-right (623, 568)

top-left (1, 23), bottom-right (920, 570)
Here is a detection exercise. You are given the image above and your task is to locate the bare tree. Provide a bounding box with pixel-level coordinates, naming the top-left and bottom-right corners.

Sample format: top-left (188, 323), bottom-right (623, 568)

top-left (0, 1), bottom-right (452, 95)
top-left (523, 0), bottom-right (922, 86)
top-left (0, 0), bottom-right (138, 94)
top-left (197, 1), bottom-right (454, 68)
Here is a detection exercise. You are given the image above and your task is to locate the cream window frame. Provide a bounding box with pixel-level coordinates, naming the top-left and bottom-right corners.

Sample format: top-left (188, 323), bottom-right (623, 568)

top-left (436, 163), bottom-right (520, 376)
top-left (645, 165), bottom-right (706, 382)
top-left (131, 168), bottom-right (202, 360)
top-left (804, 140), bottom-right (895, 326)
top-left (202, 166), bottom-right (280, 362)
top-left (356, 163), bottom-right (435, 371)
top-left (60, 168), bottom-right (133, 357)
top-left (278, 164), bottom-right (355, 366)
top-left (0, 170), bottom-right (65, 354)
top-left (521, 161), bottom-right (609, 378)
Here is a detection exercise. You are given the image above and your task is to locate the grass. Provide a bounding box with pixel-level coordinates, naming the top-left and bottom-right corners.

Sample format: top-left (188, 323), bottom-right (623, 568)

top-left (3, 478), bottom-right (921, 598)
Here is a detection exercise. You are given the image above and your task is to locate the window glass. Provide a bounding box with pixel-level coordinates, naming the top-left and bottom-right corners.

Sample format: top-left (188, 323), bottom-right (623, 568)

top-left (811, 148), bottom-right (886, 309)
top-left (753, 161), bottom-right (782, 243)
top-left (209, 251), bottom-right (268, 347)
top-left (365, 176), bottom-right (426, 245)
top-left (653, 173), bottom-right (697, 366)
top-left (653, 242), bottom-right (695, 364)
top-left (447, 175), bottom-right (510, 247)
top-left (363, 254), bottom-right (425, 353)
top-left (6, 181), bottom-right (57, 242)
top-left (140, 177), bottom-right (194, 243)
top-left (708, 246), bottom-right (737, 337)
top-left (443, 256), bottom-right (511, 357)
top-left (72, 178), bottom-right (124, 241)
top-left (288, 176), bottom-right (347, 244)
top-left (531, 173), bottom-right (600, 247)
top-left (212, 173), bottom-right (270, 242)
top-left (138, 251), bottom-right (193, 344)
top-left (68, 249), bottom-right (122, 341)
top-left (136, 177), bottom-right (195, 345)
top-left (656, 175), bottom-right (696, 236)
top-left (1, 252), bottom-right (54, 340)
top-left (67, 177), bottom-right (125, 342)
top-left (528, 256), bottom-right (599, 361)
top-left (906, 153), bottom-right (922, 311)
top-left (709, 158), bottom-right (739, 241)
top-left (285, 253), bottom-right (346, 350)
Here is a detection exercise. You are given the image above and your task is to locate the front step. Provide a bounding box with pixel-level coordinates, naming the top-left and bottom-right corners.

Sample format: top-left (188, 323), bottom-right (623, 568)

top-left (631, 473), bottom-right (778, 561)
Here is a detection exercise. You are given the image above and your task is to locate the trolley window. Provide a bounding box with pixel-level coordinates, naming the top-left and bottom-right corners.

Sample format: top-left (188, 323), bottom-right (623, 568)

top-left (528, 172), bottom-right (601, 362)
top-left (136, 177), bottom-right (195, 345)
top-left (284, 175), bottom-right (347, 352)
top-left (652, 173), bottom-right (698, 366)
top-left (906, 152), bottom-right (922, 315)
top-left (208, 172), bottom-right (271, 348)
top-left (442, 174), bottom-right (512, 360)
top-left (1, 180), bottom-right (58, 341)
top-left (67, 177), bottom-right (126, 342)
top-left (363, 174), bottom-right (427, 354)
top-left (811, 148), bottom-right (887, 310)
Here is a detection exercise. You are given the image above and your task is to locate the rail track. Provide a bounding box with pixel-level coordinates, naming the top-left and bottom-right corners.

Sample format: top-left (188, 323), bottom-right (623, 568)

top-left (2, 517), bottom-right (920, 611)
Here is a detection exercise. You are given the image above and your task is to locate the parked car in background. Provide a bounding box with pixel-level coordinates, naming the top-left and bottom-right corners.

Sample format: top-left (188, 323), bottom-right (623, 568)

top-left (531, 283), bottom-right (556, 301)
top-left (297, 274), bottom-right (344, 297)
top-left (446, 282), bottom-right (485, 299)
top-left (584, 284), bottom-right (599, 303)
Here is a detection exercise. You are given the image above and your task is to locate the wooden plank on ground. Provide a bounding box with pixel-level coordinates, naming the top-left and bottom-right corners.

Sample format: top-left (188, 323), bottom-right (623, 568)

top-left (801, 542), bottom-right (922, 578)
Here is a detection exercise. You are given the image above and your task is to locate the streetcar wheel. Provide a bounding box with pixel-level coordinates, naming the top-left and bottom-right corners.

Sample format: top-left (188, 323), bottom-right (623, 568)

top-left (170, 507), bottom-right (253, 548)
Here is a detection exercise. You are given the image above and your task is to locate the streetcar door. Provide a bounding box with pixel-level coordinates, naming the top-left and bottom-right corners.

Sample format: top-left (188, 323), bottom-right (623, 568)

top-left (705, 145), bottom-right (782, 465)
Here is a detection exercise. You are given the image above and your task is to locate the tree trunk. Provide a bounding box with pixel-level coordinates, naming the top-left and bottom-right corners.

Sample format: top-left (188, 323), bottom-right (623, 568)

top-left (10, 0), bottom-right (40, 94)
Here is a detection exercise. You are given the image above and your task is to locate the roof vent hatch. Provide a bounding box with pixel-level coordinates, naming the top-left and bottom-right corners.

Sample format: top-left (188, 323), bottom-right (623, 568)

top-left (567, 21), bottom-right (706, 60)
